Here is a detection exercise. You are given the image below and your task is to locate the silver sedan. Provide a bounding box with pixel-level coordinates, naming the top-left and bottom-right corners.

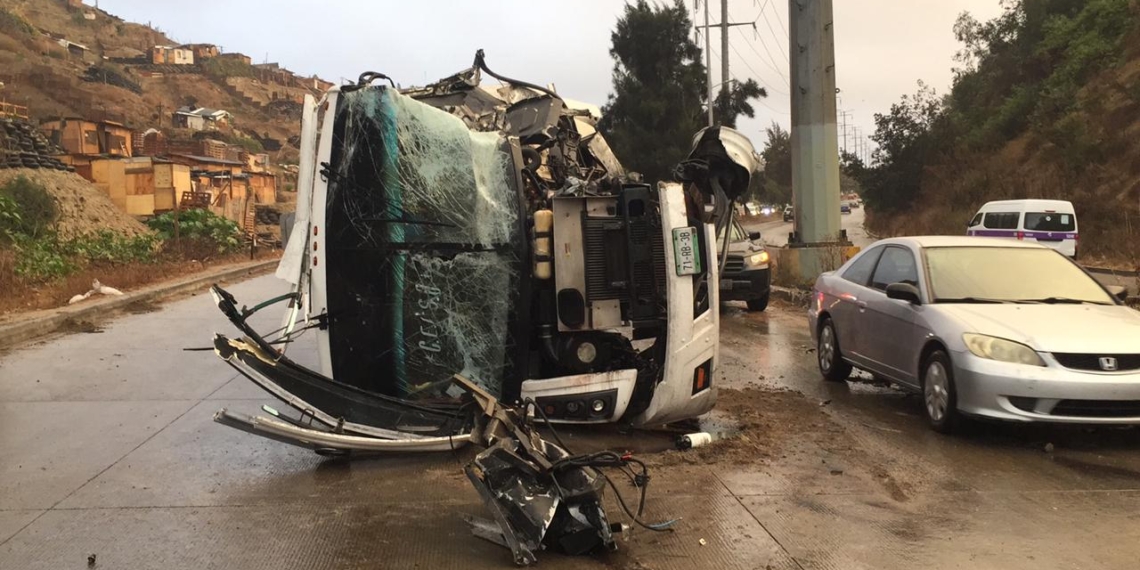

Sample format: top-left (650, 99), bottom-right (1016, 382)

top-left (808, 236), bottom-right (1140, 433)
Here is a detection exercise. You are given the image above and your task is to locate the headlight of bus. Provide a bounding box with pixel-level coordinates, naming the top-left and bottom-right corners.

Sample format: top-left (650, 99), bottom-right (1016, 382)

top-left (962, 334), bottom-right (1044, 366)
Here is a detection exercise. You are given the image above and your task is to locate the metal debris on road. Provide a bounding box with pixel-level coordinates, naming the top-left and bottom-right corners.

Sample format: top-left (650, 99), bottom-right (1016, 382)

top-left (675, 431), bottom-right (713, 449)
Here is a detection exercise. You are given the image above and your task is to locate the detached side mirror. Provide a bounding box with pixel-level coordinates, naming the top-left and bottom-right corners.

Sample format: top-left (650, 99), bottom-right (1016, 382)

top-left (1106, 285), bottom-right (1128, 302)
top-left (886, 282), bottom-right (922, 305)
top-left (748, 231), bottom-right (762, 241)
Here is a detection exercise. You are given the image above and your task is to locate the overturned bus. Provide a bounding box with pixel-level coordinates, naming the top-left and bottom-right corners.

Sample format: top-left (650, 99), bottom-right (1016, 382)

top-left (209, 51), bottom-right (759, 453)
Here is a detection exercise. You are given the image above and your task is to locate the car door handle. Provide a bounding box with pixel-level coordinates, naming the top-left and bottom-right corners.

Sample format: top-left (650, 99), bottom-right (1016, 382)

top-left (856, 300), bottom-right (868, 311)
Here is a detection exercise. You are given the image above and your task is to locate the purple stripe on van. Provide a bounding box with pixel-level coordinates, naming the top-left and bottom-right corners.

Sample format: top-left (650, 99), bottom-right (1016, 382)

top-left (968, 229), bottom-right (1077, 240)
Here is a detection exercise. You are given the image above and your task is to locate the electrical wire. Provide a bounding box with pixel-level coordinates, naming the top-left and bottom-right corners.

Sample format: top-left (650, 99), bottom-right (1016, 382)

top-left (763, 0), bottom-right (790, 41)
top-left (752, 1), bottom-right (789, 62)
top-left (523, 399), bottom-right (677, 532)
top-left (729, 10), bottom-right (789, 87)
top-left (728, 41), bottom-right (788, 97)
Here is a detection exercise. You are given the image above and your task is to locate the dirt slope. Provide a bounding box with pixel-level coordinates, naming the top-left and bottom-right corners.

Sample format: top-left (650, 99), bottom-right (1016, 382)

top-left (0, 168), bottom-right (149, 238)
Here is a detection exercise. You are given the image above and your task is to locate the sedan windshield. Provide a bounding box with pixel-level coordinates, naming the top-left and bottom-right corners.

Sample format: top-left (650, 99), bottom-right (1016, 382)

top-left (926, 247), bottom-right (1114, 305)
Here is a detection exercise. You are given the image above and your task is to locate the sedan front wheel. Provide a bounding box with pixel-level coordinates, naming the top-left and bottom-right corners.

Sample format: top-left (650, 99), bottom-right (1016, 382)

top-left (922, 350), bottom-right (962, 434)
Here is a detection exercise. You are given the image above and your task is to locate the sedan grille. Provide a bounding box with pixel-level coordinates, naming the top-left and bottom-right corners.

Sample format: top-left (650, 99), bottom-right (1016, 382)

top-left (1052, 399), bottom-right (1140, 418)
top-left (1052, 353), bottom-right (1140, 372)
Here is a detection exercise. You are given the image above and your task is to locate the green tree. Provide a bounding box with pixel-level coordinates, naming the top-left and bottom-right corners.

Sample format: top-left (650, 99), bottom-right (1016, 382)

top-left (599, 0), bottom-right (763, 182)
top-left (714, 79), bottom-right (768, 129)
top-left (859, 81), bottom-right (944, 213)
top-left (756, 123), bottom-right (791, 205)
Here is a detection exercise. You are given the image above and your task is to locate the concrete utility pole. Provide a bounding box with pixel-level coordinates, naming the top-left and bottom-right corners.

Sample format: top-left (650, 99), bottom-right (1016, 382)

top-left (839, 110), bottom-right (851, 154)
top-left (704, 0), bottom-right (713, 126)
top-left (789, 0), bottom-right (842, 246)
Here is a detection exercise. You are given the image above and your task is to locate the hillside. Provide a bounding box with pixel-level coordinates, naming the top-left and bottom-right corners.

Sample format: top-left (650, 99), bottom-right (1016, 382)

top-left (0, 0), bottom-right (323, 163)
top-left (853, 0), bottom-right (1140, 268)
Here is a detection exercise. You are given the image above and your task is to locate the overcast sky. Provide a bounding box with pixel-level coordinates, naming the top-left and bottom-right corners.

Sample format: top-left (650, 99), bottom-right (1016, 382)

top-left (99, 0), bottom-right (1005, 157)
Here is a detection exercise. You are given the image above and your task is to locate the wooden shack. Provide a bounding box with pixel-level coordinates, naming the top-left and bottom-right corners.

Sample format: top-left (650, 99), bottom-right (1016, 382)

top-left (87, 157), bottom-right (191, 215)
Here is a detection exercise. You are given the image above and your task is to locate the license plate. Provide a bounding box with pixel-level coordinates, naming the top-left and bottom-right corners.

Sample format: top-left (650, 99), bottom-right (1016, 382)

top-left (672, 227), bottom-right (701, 276)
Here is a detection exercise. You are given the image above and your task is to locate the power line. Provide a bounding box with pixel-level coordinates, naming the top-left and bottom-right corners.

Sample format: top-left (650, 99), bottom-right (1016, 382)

top-left (752, 1), bottom-right (788, 63)
top-left (729, 71), bottom-right (790, 116)
top-left (728, 41), bottom-right (788, 97)
top-left (757, 0), bottom-right (789, 41)
top-left (733, 25), bottom-right (789, 87)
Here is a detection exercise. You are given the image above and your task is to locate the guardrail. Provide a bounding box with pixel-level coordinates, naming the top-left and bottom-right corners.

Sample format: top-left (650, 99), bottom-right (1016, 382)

top-left (1085, 266), bottom-right (1140, 278)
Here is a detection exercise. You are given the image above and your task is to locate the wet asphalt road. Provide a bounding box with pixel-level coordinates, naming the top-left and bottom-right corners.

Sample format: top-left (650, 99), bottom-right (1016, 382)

top-left (741, 206), bottom-right (873, 249)
top-left (2, 275), bottom-right (1140, 569)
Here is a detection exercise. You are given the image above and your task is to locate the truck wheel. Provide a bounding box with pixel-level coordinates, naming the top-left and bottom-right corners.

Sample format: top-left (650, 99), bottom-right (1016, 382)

top-left (746, 293), bottom-right (769, 312)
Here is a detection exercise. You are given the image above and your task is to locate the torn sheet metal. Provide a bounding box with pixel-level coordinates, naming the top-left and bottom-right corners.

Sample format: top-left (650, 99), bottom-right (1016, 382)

top-left (210, 285), bottom-right (474, 444)
top-left (213, 408), bottom-right (471, 453)
top-left (275, 93), bottom-right (321, 284)
top-left (457, 376), bottom-right (619, 565)
top-left (406, 50), bottom-right (626, 199)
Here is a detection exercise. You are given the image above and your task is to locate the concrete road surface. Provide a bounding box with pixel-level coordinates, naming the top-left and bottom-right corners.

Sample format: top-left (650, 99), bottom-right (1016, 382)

top-left (3, 274), bottom-right (1140, 569)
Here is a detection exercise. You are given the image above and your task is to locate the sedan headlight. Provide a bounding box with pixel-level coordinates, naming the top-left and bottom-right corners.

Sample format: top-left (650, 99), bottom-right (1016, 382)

top-left (745, 251), bottom-right (770, 267)
top-left (962, 334), bottom-right (1044, 366)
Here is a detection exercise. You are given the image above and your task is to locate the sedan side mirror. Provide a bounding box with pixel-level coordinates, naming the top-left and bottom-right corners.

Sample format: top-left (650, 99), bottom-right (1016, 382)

top-left (748, 231), bottom-right (762, 241)
top-left (886, 282), bottom-right (922, 305)
top-left (1106, 285), bottom-right (1129, 302)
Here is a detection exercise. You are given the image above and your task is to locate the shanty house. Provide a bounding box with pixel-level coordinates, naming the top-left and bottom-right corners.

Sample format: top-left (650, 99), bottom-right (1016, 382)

top-left (56, 39), bottom-right (90, 60)
top-left (173, 107), bottom-right (231, 131)
top-left (149, 45), bottom-right (195, 65)
top-left (217, 52), bottom-right (252, 66)
top-left (180, 44), bottom-right (219, 60)
top-left (40, 118), bottom-right (133, 157)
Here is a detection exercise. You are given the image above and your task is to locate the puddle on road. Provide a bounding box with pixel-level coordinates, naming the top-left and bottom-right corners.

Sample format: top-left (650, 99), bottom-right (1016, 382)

top-left (1050, 454), bottom-right (1140, 482)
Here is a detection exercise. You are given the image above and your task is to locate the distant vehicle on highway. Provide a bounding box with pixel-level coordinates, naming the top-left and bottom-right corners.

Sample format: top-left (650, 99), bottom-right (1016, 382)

top-left (783, 206), bottom-right (793, 222)
top-left (840, 203), bottom-right (851, 214)
top-left (809, 236), bottom-right (1136, 433)
top-left (967, 199), bottom-right (1078, 258)
top-left (719, 220), bottom-right (771, 311)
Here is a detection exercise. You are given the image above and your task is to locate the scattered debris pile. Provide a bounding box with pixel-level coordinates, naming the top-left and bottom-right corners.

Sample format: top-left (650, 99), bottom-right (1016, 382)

top-left (209, 284), bottom-right (675, 565)
top-left (0, 168), bottom-right (150, 238)
top-left (68, 279), bottom-right (125, 305)
top-left (253, 204), bottom-right (290, 246)
top-left (0, 117), bottom-right (71, 171)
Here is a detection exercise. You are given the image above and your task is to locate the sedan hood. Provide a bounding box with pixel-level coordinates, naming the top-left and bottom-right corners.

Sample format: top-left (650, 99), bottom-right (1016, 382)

top-left (937, 304), bottom-right (1140, 354)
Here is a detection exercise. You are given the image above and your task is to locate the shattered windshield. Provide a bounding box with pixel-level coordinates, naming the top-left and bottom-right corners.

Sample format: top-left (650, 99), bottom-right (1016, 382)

top-left (322, 87), bottom-right (525, 398)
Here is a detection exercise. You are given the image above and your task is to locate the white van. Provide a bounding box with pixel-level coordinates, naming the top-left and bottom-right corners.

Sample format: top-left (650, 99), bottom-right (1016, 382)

top-left (966, 199), bottom-right (1078, 258)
